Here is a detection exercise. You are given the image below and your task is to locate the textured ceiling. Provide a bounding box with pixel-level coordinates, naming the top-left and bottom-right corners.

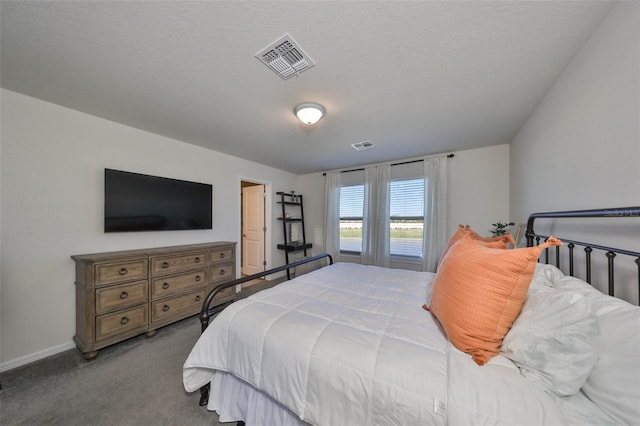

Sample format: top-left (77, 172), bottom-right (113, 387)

top-left (1, 1), bottom-right (613, 174)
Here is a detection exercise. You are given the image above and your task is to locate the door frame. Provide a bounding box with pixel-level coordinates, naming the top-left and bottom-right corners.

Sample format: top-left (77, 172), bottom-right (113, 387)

top-left (238, 177), bottom-right (272, 279)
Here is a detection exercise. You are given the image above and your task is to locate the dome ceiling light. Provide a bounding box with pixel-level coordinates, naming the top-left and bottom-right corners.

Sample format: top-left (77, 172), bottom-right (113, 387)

top-left (294, 102), bottom-right (325, 125)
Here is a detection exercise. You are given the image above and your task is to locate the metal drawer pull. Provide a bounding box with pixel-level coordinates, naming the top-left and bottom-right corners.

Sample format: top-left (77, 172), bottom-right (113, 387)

top-left (195, 295), bottom-right (201, 302)
top-left (162, 305), bottom-right (170, 312)
top-left (162, 282), bottom-right (169, 289)
top-left (195, 257), bottom-right (201, 263)
top-left (120, 317), bottom-right (129, 325)
top-left (219, 252), bottom-right (225, 258)
top-left (195, 275), bottom-right (201, 282)
top-left (219, 269), bottom-right (225, 275)
top-left (119, 268), bottom-right (128, 275)
top-left (162, 261), bottom-right (169, 268)
top-left (120, 291), bottom-right (128, 299)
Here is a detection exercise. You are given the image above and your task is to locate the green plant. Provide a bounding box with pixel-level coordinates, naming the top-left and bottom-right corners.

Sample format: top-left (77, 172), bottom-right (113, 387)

top-left (490, 221), bottom-right (515, 237)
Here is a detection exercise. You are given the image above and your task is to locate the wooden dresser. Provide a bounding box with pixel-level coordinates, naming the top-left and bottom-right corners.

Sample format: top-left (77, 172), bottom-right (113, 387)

top-left (72, 241), bottom-right (236, 360)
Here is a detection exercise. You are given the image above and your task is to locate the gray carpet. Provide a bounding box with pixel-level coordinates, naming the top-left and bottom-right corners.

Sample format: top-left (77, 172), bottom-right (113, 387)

top-left (0, 279), bottom-right (278, 426)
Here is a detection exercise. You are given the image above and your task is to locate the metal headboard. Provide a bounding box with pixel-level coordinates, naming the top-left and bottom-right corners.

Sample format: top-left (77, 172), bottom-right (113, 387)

top-left (526, 207), bottom-right (640, 304)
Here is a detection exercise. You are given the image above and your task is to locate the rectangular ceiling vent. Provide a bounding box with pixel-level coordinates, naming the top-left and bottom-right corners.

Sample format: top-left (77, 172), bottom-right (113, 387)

top-left (352, 140), bottom-right (374, 151)
top-left (255, 34), bottom-right (315, 80)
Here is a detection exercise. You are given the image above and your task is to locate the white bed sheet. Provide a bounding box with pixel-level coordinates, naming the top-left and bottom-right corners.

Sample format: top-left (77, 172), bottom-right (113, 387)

top-left (183, 262), bottom-right (589, 426)
top-left (184, 262), bottom-right (449, 425)
top-left (207, 348), bottom-right (570, 426)
top-left (550, 390), bottom-right (618, 426)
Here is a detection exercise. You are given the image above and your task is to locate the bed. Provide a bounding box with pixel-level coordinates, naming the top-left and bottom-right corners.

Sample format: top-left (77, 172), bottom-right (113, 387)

top-left (183, 207), bottom-right (640, 425)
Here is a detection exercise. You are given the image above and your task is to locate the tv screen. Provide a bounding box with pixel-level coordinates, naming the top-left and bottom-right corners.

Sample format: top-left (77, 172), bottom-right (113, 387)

top-left (104, 169), bottom-right (212, 232)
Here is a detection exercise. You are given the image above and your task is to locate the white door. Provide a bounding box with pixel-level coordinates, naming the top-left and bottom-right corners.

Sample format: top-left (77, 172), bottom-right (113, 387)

top-left (242, 185), bottom-right (265, 276)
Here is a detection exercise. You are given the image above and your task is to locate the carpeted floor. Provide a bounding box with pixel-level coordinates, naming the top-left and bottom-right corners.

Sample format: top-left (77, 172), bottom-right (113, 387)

top-left (0, 279), bottom-right (278, 426)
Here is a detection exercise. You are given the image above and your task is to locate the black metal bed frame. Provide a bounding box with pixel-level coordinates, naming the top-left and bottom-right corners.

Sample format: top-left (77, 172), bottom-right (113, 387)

top-left (526, 206), bottom-right (640, 304)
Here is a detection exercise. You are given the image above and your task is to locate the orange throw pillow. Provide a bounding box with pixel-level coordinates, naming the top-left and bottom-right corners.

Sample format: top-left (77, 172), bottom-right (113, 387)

top-left (440, 224), bottom-right (469, 260)
top-left (440, 224), bottom-right (515, 262)
top-left (468, 228), bottom-right (515, 246)
top-left (428, 234), bottom-right (562, 365)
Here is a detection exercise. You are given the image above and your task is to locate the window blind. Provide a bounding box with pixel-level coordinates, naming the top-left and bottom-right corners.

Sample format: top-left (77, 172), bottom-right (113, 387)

top-left (390, 178), bottom-right (424, 257)
top-left (339, 185), bottom-right (364, 252)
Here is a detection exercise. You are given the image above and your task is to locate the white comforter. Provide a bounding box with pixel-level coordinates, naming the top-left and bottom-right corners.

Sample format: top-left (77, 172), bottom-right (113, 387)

top-left (184, 262), bottom-right (448, 425)
top-left (184, 262), bottom-right (568, 426)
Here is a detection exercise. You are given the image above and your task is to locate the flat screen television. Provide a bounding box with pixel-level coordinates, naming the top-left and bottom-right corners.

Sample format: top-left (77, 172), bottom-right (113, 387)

top-left (104, 169), bottom-right (212, 233)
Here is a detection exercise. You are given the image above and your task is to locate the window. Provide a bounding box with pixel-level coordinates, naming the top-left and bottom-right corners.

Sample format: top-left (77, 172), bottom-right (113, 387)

top-left (327, 157), bottom-right (445, 269)
top-left (339, 185), bottom-right (364, 253)
top-left (339, 179), bottom-right (424, 257)
top-left (390, 178), bottom-right (424, 257)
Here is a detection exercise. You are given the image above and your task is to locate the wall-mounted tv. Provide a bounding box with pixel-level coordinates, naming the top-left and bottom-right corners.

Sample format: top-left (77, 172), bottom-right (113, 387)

top-left (104, 169), bottom-right (212, 233)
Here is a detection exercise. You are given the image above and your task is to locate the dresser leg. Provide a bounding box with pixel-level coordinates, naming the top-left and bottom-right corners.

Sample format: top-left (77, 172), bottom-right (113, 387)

top-left (83, 351), bottom-right (98, 361)
top-left (146, 330), bottom-right (156, 337)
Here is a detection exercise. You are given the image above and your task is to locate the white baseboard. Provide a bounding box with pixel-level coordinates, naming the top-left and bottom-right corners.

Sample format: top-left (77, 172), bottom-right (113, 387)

top-left (0, 341), bottom-right (76, 373)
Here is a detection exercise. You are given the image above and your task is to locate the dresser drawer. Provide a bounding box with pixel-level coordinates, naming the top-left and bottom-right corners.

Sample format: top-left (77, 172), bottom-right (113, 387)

top-left (95, 259), bottom-right (148, 286)
top-left (151, 270), bottom-right (207, 300)
top-left (96, 305), bottom-right (147, 341)
top-left (150, 251), bottom-right (207, 276)
top-left (151, 289), bottom-right (207, 322)
top-left (95, 280), bottom-right (148, 314)
top-left (210, 247), bottom-right (234, 264)
top-left (210, 263), bottom-right (234, 284)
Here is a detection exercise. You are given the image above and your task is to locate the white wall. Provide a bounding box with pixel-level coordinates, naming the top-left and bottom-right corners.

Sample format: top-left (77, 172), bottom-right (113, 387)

top-left (509, 2), bottom-right (640, 301)
top-left (298, 144), bottom-right (511, 269)
top-left (447, 144), bottom-right (511, 237)
top-left (510, 1), bottom-right (639, 221)
top-left (0, 89), bottom-right (297, 370)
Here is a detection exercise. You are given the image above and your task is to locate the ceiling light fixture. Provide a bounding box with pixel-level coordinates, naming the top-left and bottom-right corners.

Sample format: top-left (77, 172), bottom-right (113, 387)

top-left (294, 102), bottom-right (325, 125)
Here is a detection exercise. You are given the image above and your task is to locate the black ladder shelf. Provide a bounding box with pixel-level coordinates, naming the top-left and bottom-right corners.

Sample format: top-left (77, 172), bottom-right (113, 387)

top-left (277, 191), bottom-right (312, 279)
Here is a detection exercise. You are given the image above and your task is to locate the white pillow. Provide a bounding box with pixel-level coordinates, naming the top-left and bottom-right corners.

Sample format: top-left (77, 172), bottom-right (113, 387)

top-left (531, 263), bottom-right (565, 290)
top-left (553, 276), bottom-right (640, 425)
top-left (501, 285), bottom-right (601, 396)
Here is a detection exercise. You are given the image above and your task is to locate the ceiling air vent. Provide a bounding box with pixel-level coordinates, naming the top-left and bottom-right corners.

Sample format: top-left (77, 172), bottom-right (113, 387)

top-left (352, 140), bottom-right (374, 151)
top-left (255, 34), bottom-right (315, 80)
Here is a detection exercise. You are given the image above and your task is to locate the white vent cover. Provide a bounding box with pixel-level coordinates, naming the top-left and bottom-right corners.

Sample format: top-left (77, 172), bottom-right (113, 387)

top-left (255, 34), bottom-right (315, 80)
top-left (352, 140), bottom-right (374, 151)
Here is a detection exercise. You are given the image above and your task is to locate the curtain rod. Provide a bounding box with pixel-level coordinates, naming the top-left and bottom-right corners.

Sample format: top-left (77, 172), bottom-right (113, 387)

top-left (322, 153), bottom-right (454, 176)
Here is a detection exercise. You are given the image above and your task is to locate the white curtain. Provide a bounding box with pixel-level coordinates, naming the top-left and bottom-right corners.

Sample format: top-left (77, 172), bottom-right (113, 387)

top-left (422, 156), bottom-right (448, 272)
top-left (323, 172), bottom-right (341, 262)
top-left (361, 165), bottom-right (391, 267)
